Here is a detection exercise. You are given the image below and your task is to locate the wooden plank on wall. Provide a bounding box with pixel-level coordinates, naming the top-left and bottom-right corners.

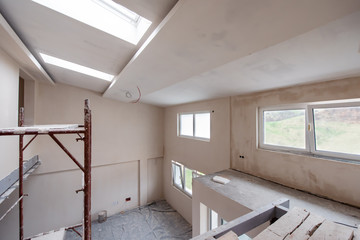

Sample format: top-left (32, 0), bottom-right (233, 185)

top-left (0, 155), bottom-right (39, 196)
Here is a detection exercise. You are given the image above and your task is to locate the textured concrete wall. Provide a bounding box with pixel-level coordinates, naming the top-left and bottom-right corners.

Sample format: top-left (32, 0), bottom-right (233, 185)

top-left (231, 77), bottom-right (360, 207)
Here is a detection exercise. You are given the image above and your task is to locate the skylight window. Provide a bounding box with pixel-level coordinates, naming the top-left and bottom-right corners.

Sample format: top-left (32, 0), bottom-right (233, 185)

top-left (32, 0), bottom-right (151, 45)
top-left (40, 53), bottom-right (114, 81)
top-left (93, 0), bottom-right (140, 25)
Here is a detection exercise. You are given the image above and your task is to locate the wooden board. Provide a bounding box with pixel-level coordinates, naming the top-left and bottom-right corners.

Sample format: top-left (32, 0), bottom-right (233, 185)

top-left (309, 220), bottom-right (354, 240)
top-left (0, 155), bottom-right (39, 197)
top-left (285, 212), bottom-right (325, 240)
top-left (254, 208), bottom-right (356, 240)
top-left (353, 226), bottom-right (360, 240)
top-left (254, 207), bottom-right (309, 240)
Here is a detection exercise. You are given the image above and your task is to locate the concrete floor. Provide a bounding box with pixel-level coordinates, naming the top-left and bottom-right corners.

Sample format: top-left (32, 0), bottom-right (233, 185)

top-left (65, 200), bottom-right (192, 240)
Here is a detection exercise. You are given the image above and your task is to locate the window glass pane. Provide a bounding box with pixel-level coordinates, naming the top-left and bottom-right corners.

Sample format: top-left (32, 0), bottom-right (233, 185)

top-left (313, 106), bottom-right (360, 155)
top-left (195, 113), bottom-right (210, 139)
top-left (184, 167), bottom-right (193, 194)
top-left (264, 109), bottom-right (306, 149)
top-left (210, 210), bottom-right (218, 230)
top-left (180, 114), bottom-right (193, 136)
top-left (172, 164), bottom-right (183, 188)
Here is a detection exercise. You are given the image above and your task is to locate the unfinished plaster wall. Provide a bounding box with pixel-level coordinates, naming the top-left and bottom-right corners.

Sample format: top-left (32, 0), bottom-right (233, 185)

top-left (11, 82), bottom-right (165, 237)
top-left (231, 77), bottom-right (360, 207)
top-left (163, 97), bottom-right (231, 223)
top-left (0, 49), bottom-right (20, 240)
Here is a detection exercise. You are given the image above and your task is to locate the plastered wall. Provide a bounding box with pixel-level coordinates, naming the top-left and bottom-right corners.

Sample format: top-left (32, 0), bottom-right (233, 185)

top-left (0, 81), bottom-right (165, 238)
top-left (0, 49), bottom-right (20, 240)
top-left (0, 49), bottom-right (19, 179)
top-left (192, 180), bottom-right (251, 236)
top-left (192, 179), bottom-right (266, 238)
top-left (231, 77), bottom-right (360, 208)
top-left (163, 97), bottom-right (231, 223)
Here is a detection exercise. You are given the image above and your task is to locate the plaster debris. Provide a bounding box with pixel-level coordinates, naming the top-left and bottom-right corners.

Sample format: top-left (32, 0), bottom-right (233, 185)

top-left (212, 176), bottom-right (230, 185)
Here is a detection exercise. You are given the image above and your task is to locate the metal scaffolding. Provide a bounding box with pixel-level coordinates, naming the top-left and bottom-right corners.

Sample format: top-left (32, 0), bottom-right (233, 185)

top-left (0, 99), bottom-right (92, 240)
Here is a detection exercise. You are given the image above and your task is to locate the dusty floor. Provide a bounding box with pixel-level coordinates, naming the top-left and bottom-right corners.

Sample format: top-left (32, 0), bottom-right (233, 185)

top-left (65, 200), bottom-right (192, 240)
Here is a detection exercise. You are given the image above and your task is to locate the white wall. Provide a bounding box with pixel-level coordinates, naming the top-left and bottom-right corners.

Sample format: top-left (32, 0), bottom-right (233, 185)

top-left (192, 179), bottom-right (266, 238)
top-left (147, 157), bottom-right (163, 202)
top-left (0, 49), bottom-right (20, 240)
top-left (0, 81), bottom-right (165, 238)
top-left (0, 49), bottom-right (19, 179)
top-left (163, 97), bottom-right (231, 224)
top-left (192, 180), bottom-right (251, 236)
top-left (231, 77), bottom-right (360, 208)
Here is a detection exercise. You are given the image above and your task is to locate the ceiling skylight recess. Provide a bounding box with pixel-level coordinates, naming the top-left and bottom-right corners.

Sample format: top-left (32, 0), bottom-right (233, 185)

top-left (40, 53), bottom-right (114, 81)
top-left (93, 0), bottom-right (140, 26)
top-left (32, 0), bottom-right (151, 45)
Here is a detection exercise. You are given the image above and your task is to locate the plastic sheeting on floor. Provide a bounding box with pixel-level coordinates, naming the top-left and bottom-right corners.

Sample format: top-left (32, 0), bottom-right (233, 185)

top-left (65, 200), bottom-right (192, 240)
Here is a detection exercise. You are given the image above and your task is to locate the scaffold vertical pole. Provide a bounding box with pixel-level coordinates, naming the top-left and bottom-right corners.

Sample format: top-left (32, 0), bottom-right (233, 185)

top-left (83, 99), bottom-right (92, 240)
top-left (19, 107), bottom-right (24, 240)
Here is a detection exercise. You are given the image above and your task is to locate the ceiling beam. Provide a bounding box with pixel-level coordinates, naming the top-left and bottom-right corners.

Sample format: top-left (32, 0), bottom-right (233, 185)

top-left (0, 13), bottom-right (54, 84)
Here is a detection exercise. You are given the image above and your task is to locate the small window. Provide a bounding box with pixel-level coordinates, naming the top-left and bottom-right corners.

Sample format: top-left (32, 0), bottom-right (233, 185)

top-left (172, 163), bottom-right (183, 189)
top-left (195, 113), bottom-right (211, 138)
top-left (209, 209), bottom-right (219, 230)
top-left (184, 167), bottom-right (193, 194)
top-left (178, 112), bottom-right (210, 140)
top-left (179, 114), bottom-right (193, 137)
top-left (171, 161), bottom-right (204, 197)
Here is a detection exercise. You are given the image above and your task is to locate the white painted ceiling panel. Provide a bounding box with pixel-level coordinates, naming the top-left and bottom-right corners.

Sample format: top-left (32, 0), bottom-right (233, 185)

top-left (104, 0), bottom-right (360, 104)
top-left (0, 13), bottom-right (53, 84)
top-left (142, 11), bottom-right (360, 106)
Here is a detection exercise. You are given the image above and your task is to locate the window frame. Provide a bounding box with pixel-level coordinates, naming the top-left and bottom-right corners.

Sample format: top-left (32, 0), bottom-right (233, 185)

top-left (178, 111), bottom-right (211, 141)
top-left (171, 161), bottom-right (205, 198)
top-left (259, 100), bottom-right (360, 162)
top-left (172, 162), bottom-right (183, 190)
top-left (184, 166), bottom-right (193, 195)
top-left (307, 101), bottom-right (360, 161)
top-left (259, 104), bottom-right (309, 153)
top-left (208, 208), bottom-right (220, 230)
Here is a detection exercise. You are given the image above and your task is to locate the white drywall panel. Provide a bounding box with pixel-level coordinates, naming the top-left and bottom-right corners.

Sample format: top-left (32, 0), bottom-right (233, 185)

top-left (0, 48), bottom-right (19, 180)
top-left (147, 157), bottom-right (163, 203)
